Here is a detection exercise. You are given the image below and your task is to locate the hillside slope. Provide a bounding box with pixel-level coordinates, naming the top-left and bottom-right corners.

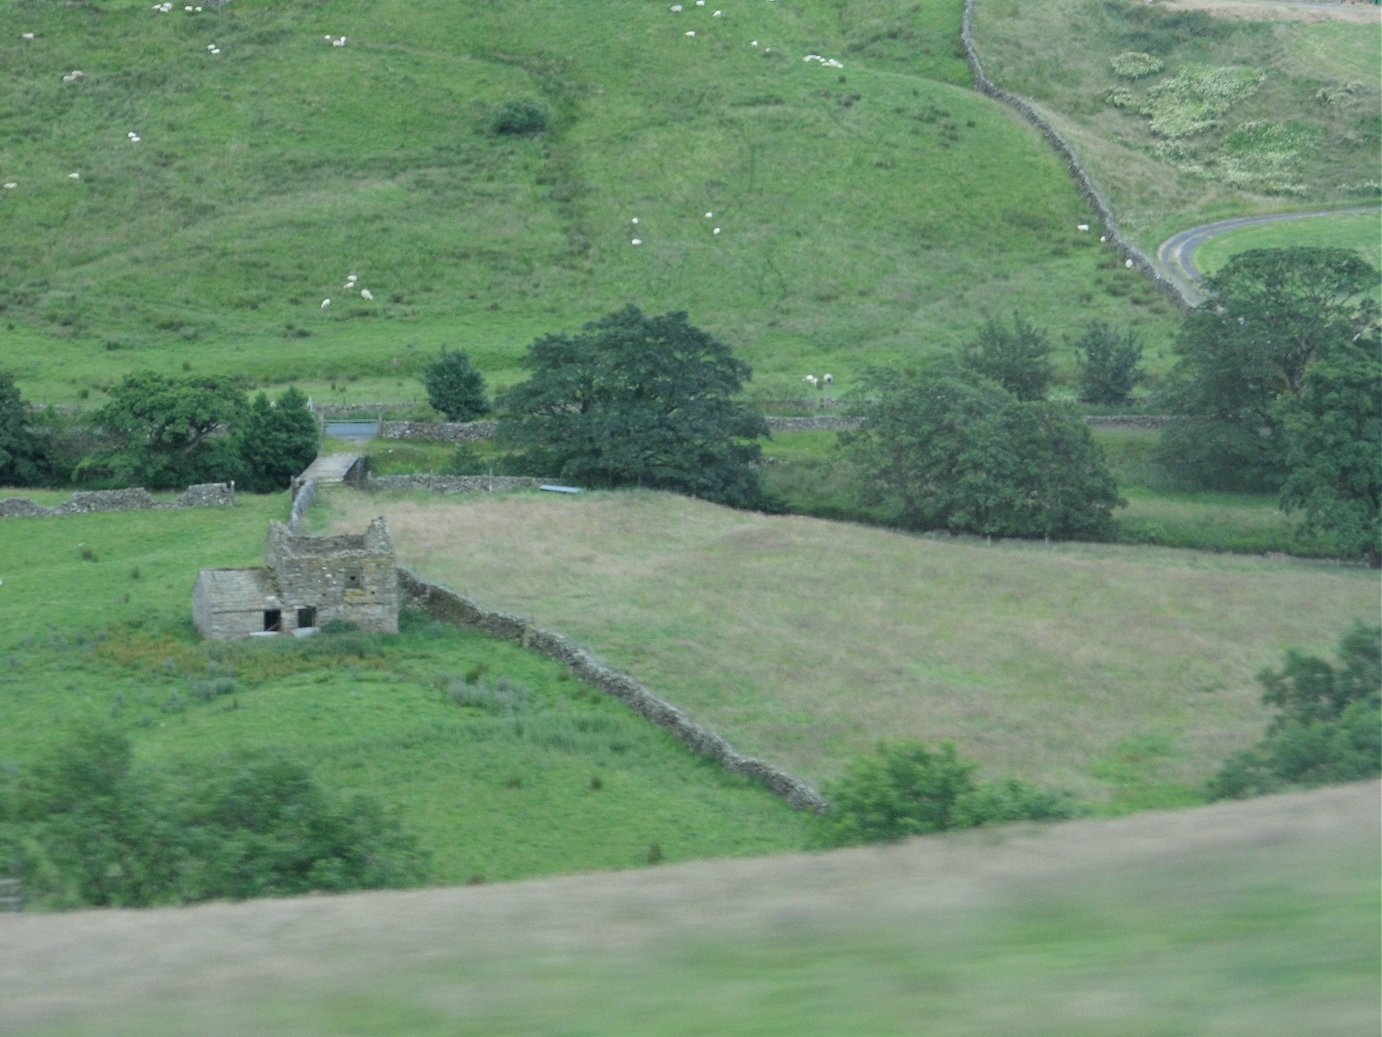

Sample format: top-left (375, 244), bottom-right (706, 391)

top-left (1, 0), bottom-right (1178, 403)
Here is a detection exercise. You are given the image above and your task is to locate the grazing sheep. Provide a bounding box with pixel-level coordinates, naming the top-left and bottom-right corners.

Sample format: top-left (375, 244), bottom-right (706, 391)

top-left (804, 375), bottom-right (818, 388)
top-left (823, 373), bottom-right (833, 386)
top-left (360, 288), bottom-right (373, 301)
top-left (321, 298), bottom-right (331, 309)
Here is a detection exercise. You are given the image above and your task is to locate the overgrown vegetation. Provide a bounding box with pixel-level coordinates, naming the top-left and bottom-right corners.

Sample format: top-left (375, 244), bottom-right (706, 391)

top-left (1209, 623), bottom-right (1381, 800)
top-left (814, 740), bottom-right (1081, 847)
top-left (0, 725), bottom-right (429, 908)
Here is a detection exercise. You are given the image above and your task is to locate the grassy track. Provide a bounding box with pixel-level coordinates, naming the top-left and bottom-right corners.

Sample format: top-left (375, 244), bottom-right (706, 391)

top-left (321, 488), bottom-right (1379, 810)
top-left (4, 781), bottom-right (1376, 1037)
top-left (0, 0), bottom-right (1181, 405)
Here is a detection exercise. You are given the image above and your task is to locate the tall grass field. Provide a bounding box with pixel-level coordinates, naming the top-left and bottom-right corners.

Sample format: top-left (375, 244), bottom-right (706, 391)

top-left (320, 487), bottom-right (1379, 812)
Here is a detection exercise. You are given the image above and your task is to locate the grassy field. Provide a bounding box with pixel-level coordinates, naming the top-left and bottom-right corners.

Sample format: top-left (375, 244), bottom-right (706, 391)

top-left (320, 487), bottom-right (1379, 812)
top-left (0, 498), bottom-right (809, 890)
top-left (4, 780), bottom-right (1377, 1036)
top-left (1191, 209), bottom-right (1382, 276)
top-left (969, 0), bottom-right (1381, 246)
top-left (0, 0), bottom-right (1184, 407)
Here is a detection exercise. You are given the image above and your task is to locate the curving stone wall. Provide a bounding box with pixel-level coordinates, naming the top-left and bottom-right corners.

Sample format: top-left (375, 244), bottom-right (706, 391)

top-left (961, 0), bottom-right (1196, 311)
top-left (398, 568), bottom-right (830, 813)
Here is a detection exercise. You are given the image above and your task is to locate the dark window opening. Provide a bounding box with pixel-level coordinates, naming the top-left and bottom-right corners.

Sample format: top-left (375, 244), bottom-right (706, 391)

top-left (263, 609), bottom-right (282, 632)
top-left (297, 606), bottom-right (317, 629)
top-left (344, 569), bottom-right (363, 589)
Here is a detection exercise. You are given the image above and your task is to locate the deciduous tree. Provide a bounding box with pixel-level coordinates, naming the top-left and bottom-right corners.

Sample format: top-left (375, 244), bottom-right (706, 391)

top-left (843, 367), bottom-right (1122, 539)
top-left (0, 371), bottom-right (46, 486)
top-left (497, 306), bottom-right (772, 508)
top-left (236, 387), bottom-right (320, 493)
top-left (1157, 247), bottom-right (1377, 491)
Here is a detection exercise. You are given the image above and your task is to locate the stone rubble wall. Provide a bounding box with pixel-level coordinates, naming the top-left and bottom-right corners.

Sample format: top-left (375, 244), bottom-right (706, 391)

top-left (961, 0), bottom-right (1197, 311)
top-left (0, 483), bottom-right (234, 519)
top-left (379, 420), bottom-right (498, 443)
top-left (287, 479), bottom-right (318, 533)
top-left (397, 568), bottom-right (830, 814)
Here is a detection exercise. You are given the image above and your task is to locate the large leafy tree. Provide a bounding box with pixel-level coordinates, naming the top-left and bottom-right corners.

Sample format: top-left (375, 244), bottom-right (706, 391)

top-left (1074, 320), bottom-right (1144, 406)
top-left (0, 371), bottom-right (46, 486)
top-left (88, 371), bottom-right (246, 489)
top-left (497, 306), bottom-right (771, 507)
top-left (236, 387), bottom-right (320, 493)
top-left (1277, 334), bottom-right (1382, 566)
top-left (843, 367), bottom-right (1122, 539)
top-left (1158, 247), bottom-right (1378, 491)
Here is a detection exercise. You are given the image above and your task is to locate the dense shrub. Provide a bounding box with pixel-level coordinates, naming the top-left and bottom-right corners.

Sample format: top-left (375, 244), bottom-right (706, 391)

top-left (815, 741), bottom-right (1082, 847)
top-left (1, 726), bottom-right (429, 908)
top-left (1110, 52), bottom-right (1165, 80)
top-left (1208, 623), bottom-right (1381, 800)
top-left (423, 349), bottom-right (490, 421)
top-left (492, 98), bottom-right (551, 136)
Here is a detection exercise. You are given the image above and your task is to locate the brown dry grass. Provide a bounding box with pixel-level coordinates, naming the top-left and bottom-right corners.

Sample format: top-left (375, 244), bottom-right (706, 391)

top-left (3, 781), bottom-right (1376, 1036)
top-left (320, 490), bottom-right (1379, 800)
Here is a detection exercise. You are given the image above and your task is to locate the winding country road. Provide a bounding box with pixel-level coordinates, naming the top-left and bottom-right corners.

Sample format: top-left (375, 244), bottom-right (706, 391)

top-left (1156, 207), bottom-right (1380, 305)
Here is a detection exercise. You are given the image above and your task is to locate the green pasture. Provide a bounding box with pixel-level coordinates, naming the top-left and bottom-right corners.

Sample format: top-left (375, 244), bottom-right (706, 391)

top-left (0, 0), bottom-right (1181, 407)
top-left (0, 498), bottom-right (808, 888)
top-left (321, 487), bottom-right (1380, 811)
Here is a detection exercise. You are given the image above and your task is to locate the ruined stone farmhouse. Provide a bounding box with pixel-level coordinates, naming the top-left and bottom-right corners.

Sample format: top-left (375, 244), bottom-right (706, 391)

top-left (193, 518), bottom-right (399, 640)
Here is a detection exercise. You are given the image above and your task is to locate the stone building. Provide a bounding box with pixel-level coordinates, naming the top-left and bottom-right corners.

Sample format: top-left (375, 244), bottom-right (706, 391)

top-left (193, 518), bottom-right (399, 640)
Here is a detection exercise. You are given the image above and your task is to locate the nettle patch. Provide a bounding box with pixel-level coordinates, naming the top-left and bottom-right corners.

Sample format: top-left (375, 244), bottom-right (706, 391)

top-left (1098, 61), bottom-right (1318, 194)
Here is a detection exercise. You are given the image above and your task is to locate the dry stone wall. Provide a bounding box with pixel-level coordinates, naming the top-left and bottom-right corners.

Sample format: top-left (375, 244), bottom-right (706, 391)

top-left (379, 420), bottom-right (498, 443)
top-left (961, 0), bottom-right (1196, 311)
top-left (0, 483), bottom-right (234, 519)
top-left (398, 568), bottom-right (830, 813)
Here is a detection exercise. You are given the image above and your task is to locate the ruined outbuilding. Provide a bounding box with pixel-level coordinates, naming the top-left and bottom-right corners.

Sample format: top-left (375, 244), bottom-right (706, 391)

top-left (193, 518), bottom-right (398, 640)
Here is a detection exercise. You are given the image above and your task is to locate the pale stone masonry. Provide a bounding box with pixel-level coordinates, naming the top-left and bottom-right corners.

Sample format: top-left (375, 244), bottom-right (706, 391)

top-left (193, 518), bottom-right (398, 640)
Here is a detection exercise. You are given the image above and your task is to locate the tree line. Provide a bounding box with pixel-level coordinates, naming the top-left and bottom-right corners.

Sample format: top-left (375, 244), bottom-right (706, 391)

top-left (2, 246), bottom-right (1376, 562)
top-left (1, 375), bottom-right (319, 493)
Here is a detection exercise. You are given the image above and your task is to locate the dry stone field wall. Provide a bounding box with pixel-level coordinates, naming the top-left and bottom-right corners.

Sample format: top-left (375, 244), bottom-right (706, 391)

top-left (0, 483), bottom-right (235, 519)
top-left (398, 568), bottom-right (830, 814)
top-left (962, 0), bottom-right (1196, 311)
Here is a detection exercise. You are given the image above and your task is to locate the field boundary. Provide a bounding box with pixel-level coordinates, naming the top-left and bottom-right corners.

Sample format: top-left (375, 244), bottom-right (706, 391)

top-left (963, 0), bottom-right (1196, 310)
top-left (397, 568), bottom-right (830, 814)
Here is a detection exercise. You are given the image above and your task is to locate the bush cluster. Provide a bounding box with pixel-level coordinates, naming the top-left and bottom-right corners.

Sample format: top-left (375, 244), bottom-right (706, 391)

top-left (815, 741), bottom-right (1082, 847)
top-left (491, 98), bottom-right (551, 136)
top-left (1209, 624), bottom-right (1381, 800)
top-left (0, 726), bottom-right (429, 909)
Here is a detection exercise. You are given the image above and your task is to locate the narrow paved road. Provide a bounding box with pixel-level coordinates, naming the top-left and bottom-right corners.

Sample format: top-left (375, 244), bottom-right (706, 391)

top-left (1157, 207), bottom-right (1379, 305)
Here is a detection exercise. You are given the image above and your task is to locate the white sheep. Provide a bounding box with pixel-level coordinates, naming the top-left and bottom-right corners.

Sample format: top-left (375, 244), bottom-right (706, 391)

top-left (823, 373), bottom-right (833, 386)
top-left (321, 298), bottom-right (331, 309)
top-left (804, 375), bottom-right (818, 388)
top-left (1077, 224), bottom-right (1089, 232)
top-left (360, 288), bottom-right (373, 301)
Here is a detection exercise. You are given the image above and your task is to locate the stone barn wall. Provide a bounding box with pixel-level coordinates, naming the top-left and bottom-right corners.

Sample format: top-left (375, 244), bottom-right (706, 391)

top-left (264, 518), bottom-right (399, 634)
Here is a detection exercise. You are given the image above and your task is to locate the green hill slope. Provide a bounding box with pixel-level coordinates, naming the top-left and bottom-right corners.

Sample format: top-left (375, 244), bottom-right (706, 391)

top-left (1, 0), bottom-right (1180, 404)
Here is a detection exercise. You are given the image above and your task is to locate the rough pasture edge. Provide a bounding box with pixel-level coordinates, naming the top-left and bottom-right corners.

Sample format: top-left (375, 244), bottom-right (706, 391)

top-left (397, 568), bottom-right (830, 814)
top-left (962, 0), bottom-right (1196, 311)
